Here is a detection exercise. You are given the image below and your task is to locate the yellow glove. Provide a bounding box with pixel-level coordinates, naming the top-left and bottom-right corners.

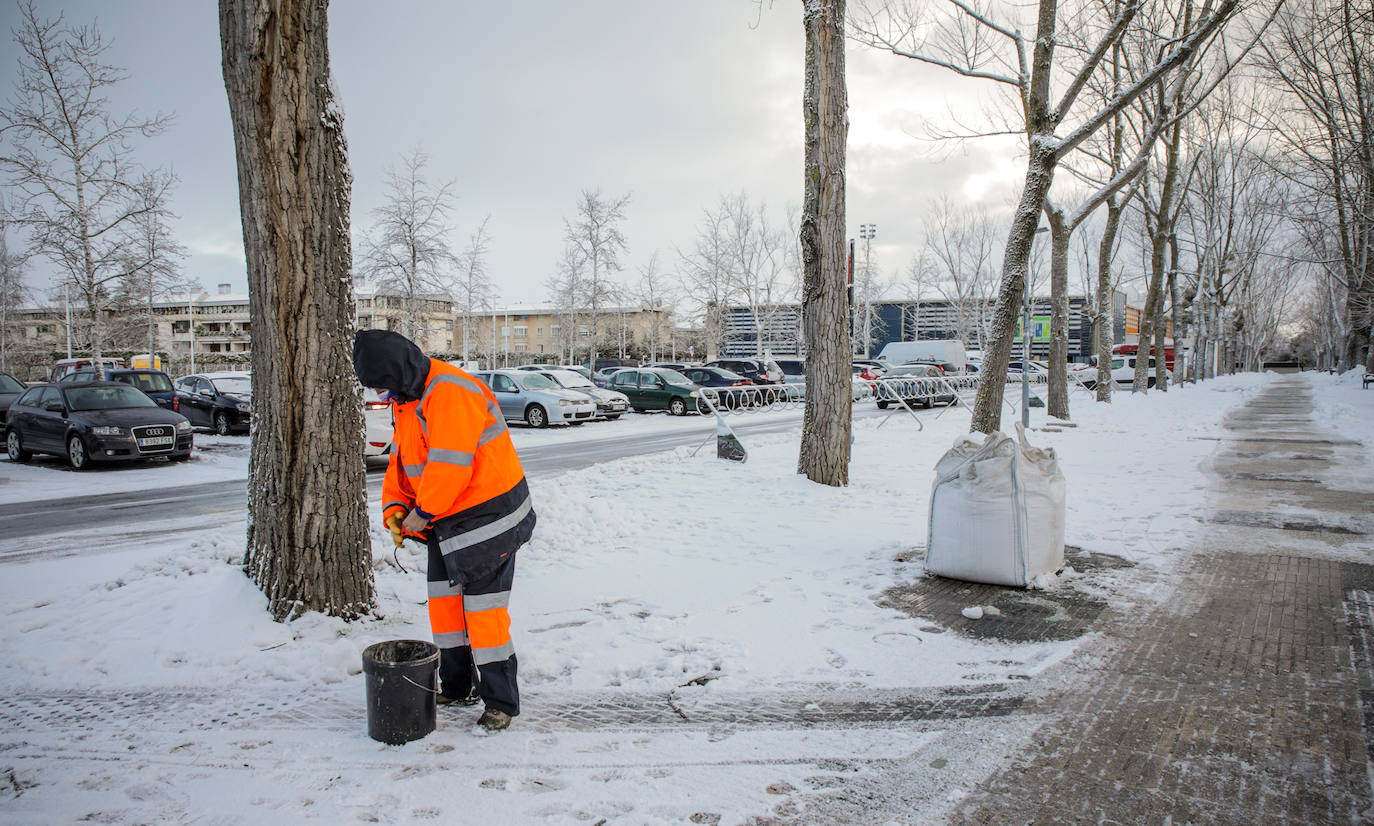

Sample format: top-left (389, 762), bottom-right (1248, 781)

top-left (384, 512), bottom-right (404, 549)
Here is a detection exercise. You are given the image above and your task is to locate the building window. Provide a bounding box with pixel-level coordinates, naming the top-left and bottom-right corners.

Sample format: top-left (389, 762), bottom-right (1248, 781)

top-left (513, 343), bottom-right (527, 353)
top-left (537, 327), bottom-right (544, 338)
top-left (537, 344), bottom-right (545, 354)
top-left (514, 325), bottom-right (528, 339)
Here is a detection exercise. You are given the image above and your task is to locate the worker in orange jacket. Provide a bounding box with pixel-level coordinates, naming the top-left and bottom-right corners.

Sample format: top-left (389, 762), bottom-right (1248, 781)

top-left (353, 329), bottom-right (536, 732)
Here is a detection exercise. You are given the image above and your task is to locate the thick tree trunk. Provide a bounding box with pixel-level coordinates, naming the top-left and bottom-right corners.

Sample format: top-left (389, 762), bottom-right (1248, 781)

top-left (798, 0), bottom-right (850, 486)
top-left (220, 0), bottom-right (374, 621)
top-left (1046, 204), bottom-right (1070, 419)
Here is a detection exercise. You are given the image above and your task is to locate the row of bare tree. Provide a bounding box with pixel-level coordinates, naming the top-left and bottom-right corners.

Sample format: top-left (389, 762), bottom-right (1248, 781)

top-left (0, 2), bottom-right (191, 378)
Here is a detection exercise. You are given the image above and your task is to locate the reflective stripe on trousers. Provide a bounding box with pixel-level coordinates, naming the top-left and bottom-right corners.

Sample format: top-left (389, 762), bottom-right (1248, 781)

top-left (426, 533), bottom-right (520, 716)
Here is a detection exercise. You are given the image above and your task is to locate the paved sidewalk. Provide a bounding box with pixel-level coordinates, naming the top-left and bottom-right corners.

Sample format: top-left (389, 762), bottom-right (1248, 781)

top-left (947, 376), bottom-right (1374, 824)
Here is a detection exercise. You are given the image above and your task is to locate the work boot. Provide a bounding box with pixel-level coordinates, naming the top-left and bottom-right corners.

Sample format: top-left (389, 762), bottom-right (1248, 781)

top-left (436, 685), bottom-right (481, 706)
top-left (477, 708), bottom-right (512, 731)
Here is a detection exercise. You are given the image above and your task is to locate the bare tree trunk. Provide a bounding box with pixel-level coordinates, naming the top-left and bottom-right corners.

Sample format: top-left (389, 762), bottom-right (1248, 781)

top-left (220, 0), bottom-right (374, 621)
top-left (971, 140), bottom-right (1058, 434)
top-left (1045, 203), bottom-right (1070, 418)
top-left (798, 0), bottom-right (850, 486)
top-left (1095, 202), bottom-right (1123, 401)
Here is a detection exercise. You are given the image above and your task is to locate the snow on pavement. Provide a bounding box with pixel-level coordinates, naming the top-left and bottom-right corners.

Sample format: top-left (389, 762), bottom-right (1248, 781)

top-left (3, 371), bottom-right (1347, 824)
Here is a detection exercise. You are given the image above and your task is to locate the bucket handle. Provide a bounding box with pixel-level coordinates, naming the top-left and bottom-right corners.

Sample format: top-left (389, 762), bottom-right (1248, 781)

top-left (401, 674), bottom-right (439, 695)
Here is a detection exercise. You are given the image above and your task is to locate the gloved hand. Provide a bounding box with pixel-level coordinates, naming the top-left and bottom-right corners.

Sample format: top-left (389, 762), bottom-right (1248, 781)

top-left (402, 508), bottom-right (430, 534)
top-left (384, 512), bottom-right (404, 549)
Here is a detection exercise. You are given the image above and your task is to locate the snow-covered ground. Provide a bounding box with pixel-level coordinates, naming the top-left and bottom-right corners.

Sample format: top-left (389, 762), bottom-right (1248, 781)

top-left (1, 371), bottom-right (1367, 824)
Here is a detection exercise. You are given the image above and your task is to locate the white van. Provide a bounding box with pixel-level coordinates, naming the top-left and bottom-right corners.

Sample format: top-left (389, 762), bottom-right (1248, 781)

top-left (876, 340), bottom-right (967, 374)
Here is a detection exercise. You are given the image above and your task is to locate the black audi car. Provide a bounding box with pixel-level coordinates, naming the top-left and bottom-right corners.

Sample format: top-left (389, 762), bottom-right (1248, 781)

top-left (5, 381), bottom-right (193, 469)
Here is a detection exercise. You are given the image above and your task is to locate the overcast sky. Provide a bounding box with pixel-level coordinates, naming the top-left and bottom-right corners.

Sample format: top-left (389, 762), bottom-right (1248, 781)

top-left (3, 1), bottom-right (1025, 310)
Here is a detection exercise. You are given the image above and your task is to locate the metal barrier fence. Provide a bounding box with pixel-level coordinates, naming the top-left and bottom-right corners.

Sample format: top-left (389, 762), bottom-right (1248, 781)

top-left (692, 371), bottom-right (1057, 459)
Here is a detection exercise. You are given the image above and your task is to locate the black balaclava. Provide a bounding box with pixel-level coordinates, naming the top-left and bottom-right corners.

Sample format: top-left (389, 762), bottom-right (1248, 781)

top-left (352, 329), bottom-right (431, 403)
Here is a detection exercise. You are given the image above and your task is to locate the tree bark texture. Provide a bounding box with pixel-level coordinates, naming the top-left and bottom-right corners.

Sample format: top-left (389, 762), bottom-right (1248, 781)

top-left (1095, 201), bottom-right (1123, 402)
top-left (220, 0), bottom-right (374, 621)
top-left (970, 138), bottom-right (1058, 434)
top-left (1045, 204), bottom-right (1070, 419)
top-left (798, 0), bottom-right (850, 486)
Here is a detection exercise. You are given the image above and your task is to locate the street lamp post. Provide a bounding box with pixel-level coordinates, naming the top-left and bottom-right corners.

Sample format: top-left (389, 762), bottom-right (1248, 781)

top-left (859, 223), bottom-right (876, 356)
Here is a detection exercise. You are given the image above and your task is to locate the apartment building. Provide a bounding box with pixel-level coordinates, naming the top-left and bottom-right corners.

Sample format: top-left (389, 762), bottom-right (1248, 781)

top-left (455, 304), bottom-right (675, 365)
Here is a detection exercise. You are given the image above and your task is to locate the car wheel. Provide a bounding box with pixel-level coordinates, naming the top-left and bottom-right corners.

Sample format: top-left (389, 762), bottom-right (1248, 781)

top-left (876, 400), bottom-right (890, 409)
top-left (6, 429), bottom-right (31, 462)
top-left (67, 434), bottom-right (89, 470)
top-left (214, 412), bottom-right (232, 436)
top-left (171, 453), bottom-right (192, 462)
top-left (605, 415), bottom-right (621, 421)
top-left (525, 404), bottom-right (548, 428)
top-left (668, 397), bottom-right (687, 416)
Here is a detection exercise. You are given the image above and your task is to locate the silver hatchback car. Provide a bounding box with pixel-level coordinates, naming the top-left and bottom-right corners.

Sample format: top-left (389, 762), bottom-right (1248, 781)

top-left (474, 369), bottom-right (597, 428)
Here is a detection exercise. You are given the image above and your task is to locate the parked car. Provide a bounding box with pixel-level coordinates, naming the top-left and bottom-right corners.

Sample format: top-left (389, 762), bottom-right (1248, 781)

top-left (174, 372), bottom-right (253, 435)
top-left (5, 381), bottom-right (192, 468)
top-left (0, 371), bottom-right (26, 427)
top-left (704, 358), bottom-right (784, 385)
top-left (608, 367), bottom-right (702, 415)
top-left (899, 359), bottom-right (961, 376)
top-left (853, 363), bottom-right (885, 382)
top-left (593, 365), bottom-right (629, 388)
top-left (1006, 360), bottom-right (1050, 381)
top-left (535, 368), bottom-right (630, 420)
top-left (48, 356), bottom-right (125, 383)
top-left (362, 388), bottom-right (393, 457)
top-left (851, 358), bottom-right (897, 376)
top-left (60, 368), bottom-right (179, 412)
top-left (874, 364), bottom-right (956, 409)
top-left (473, 369), bottom-right (596, 428)
top-left (774, 357), bottom-right (806, 383)
top-left (678, 366), bottom-right (755, 409)
top-left (515, 363), bottom-right (594, 382)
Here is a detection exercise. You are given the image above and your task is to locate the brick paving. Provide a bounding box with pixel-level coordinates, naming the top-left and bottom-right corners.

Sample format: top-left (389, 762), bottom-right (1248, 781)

top-left (947, 376), bottom-right (1374, 825)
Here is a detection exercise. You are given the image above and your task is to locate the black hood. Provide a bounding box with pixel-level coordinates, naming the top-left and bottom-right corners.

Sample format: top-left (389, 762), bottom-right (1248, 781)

top-left (353, 329), bottom-right (431, 402)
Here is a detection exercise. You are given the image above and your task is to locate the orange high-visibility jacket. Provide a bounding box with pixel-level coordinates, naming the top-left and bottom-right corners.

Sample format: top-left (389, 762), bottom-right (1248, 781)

top-left (382, 360), bottom-right (536, 583)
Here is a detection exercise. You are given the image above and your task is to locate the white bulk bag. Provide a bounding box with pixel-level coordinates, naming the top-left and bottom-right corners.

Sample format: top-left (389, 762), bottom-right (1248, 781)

top-left (925, 424), bottom-right (1065, 587)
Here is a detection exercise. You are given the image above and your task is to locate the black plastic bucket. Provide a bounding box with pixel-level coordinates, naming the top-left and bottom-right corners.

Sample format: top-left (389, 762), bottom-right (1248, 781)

top-left (361, 639), bottom-right (440, 745)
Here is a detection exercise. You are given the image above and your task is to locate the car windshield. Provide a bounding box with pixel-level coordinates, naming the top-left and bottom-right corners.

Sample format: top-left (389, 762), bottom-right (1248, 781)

top-left (711, 369), bottom-right (747, 381)
top-left (65, 385), bottom-right (158, 410)
top-left (0, 374), bottom-right (24, 392)
top-left (517, 373), bottom-right (559, 390)
top-left (212, 377), bottom-right (252, 395)
top-left (654, 368), bottom-right (691, 384)
top-left (119, 372), bottom-right (173, 393)
top-left (548, 371), bottom-right (593, 388)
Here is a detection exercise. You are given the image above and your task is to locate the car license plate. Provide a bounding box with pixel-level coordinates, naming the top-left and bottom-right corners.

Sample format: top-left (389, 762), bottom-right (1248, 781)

top-left (138, 436), bottom-right (174, 447)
